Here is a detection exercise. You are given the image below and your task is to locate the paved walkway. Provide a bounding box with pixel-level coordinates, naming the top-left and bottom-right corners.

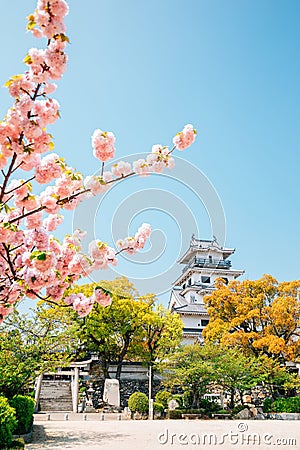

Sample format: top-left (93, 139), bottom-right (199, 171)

top-left (26, 414), bottom-right (300, 450)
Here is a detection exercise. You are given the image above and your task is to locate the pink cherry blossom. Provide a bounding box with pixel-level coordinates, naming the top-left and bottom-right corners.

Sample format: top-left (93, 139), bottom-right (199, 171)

top-left (35, 153), bottom-right (62, 184)
top-left (0, 154), bottom-right (7, 169)
top-left (92, 129), bottom-right (116, 162)
top-left (32, 99), bottom-right (60, 128)
top-left (18, 153), bottom-right (41, 172)
top-left (43, 214), bottom-right (63, 231)
top-left (24, 195), bottom-right (41, 212)
top-left (46, 284), bottom-right (66, 302)
top-left (7, 179), bottom-right (31, 201)
top-left (116, 223), bottom-right (151, 254)
top-left (32, 0), bottom-right (69, 40)
top-left (25, 228), bottom-right (49, 250)
top-left (84, 176), bottom-right (101, 196)
top-left (45, 40), bottom-right (68, 80)
top-left (0, 0), bottom-right (196, 322)
top-left (32, 252), bottom-right (56, 273)
top-left (0, 305), bottom-right (14, 324)
top-left (68, 293), bottom-right (94, 317)
top-left (25, 211), bottom-right (43, 229)
top-left (88, 240), bottom-right (117, 269)
top-left (68, 254), bottom-right (91, 277)
top-left (6, 73), bottom-right (35, 99)
top-left (40, 187), bottom-right (60, 214)
top-left (173, 124), bottom-right (197, 150)
top-left (111, 161), bottom-right (132, 178)
top-left (133, 159), bottom-right (151, 177)
top-left (92, 288), bottom-right (112, 307)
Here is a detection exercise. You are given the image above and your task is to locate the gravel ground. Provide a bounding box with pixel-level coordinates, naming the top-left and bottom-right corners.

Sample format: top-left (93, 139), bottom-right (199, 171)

top-left (25, 415), bottom-right (300, 450)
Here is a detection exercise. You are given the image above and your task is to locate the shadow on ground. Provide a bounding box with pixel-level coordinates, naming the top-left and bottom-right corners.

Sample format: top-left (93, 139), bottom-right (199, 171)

top-left (26, 425), bottom-right (129, 449)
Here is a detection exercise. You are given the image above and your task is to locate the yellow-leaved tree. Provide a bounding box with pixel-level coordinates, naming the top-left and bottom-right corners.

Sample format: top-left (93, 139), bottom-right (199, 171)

top-left (203, 274), bottom-right (300, 363)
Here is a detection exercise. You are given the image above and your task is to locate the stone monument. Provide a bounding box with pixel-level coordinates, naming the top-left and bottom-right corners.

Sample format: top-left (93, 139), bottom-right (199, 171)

top-left (103, 378), bottom-right (120, 407)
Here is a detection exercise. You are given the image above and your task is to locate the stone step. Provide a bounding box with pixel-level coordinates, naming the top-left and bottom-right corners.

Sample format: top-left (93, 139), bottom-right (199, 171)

top-left (39, 380), bottom-right (73, 411)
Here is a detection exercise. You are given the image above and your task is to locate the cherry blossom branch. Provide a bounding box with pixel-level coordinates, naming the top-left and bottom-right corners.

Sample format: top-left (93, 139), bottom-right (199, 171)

top-left (0, 153), bottom-right (17, 202)
top-left (115, 247), bottom-right (132, 256)
top-left (3, 244), bottom-right (17, 279)
top-left (106, 171), bottom-right (135, 185)
top-left (27, 289), bottom-right (72, 308)
top-left (5, 176), bottom-right (35, 195)
top-left (0, 194), bottom-right (13, 207)
top-left (167, 145), bottom-right (176, 155)
top-left (8, 188), bottom-right (90, 224)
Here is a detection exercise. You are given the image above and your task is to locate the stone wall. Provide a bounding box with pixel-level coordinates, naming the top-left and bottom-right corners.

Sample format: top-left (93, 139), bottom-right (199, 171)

top-left (82, 361), bottom-right (163, 408)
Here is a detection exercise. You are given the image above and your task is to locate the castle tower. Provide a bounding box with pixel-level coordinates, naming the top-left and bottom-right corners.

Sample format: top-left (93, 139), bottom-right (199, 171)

top-left (168, 236), bottom-right (244, 345)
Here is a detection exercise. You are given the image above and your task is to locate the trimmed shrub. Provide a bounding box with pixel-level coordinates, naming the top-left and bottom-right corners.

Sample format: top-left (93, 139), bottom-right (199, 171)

top-left (155, 391), bottom-right (172, 408)
top-left (273, 397), bottom-right (300, 413)
top-left (0, 396), bottom-right (17, 448)
top-left (263, 398), bottom-right (273, 413)
top-left (10, 395), bottom-right (35, 435)
top-left (153, 402), bottom-right (164, 414)
top-left (128, 392), bottom-right (149, 414)
top-left (168, 409), bottom-right (183, 419)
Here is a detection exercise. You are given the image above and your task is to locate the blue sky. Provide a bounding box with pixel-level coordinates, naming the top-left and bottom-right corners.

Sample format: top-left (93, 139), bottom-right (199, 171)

top-left (1, 1), bottom-right (300, 306)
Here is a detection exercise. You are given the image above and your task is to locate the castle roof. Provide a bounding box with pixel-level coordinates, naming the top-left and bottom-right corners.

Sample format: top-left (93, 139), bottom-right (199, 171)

top-left (178, 235), bottom-right (235, 264)
top-left (169, 289), bottom-right (208, 316)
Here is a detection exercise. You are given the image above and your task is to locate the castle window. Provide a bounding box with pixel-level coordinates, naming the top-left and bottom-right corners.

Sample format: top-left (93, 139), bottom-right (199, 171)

top-left (201, 319), bottom-right (209, 327)
top-left (191, 295), bottom-right (196, 303)
top-left (201, 276), bottom-right (211, 284)
top-left (188, 278), bottom-right (192, 286)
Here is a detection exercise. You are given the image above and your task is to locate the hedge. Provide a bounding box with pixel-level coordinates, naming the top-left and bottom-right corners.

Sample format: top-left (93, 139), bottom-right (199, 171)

top-left (0, 396), bottom-right (17, 448)
top-left (10, 395), bottom-right (35, 435)
top-left (273, 397), bottom-right (300, 413)
top-left (168, 409), bottom-right (183, 419)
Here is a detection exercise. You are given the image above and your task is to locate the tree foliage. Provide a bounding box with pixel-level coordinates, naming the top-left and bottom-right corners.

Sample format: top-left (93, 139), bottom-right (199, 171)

top-left (203, 275), bottom-right (300, 362)
top-left (160, 343), bottom-right (299, 409)
top-left (66, 277), bottom-right (183, 379)
top-left (0, 304), bottom-right (80, 398)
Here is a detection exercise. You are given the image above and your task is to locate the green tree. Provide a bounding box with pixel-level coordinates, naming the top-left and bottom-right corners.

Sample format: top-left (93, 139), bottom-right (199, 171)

top-left (160, 344), bottom-right (299, 409)
top-left (211, 348), bottom-right (262, 408)
top-left (68, 277), bottom-right (183, 382)
top-left (0, 304), bottom-right (80, 398)
top-left (160, 344), bottom-right (214, 408)
top-left (68, 277), bottom-right (153, 379)
top-left (133, 305), bottom-right (183, 397)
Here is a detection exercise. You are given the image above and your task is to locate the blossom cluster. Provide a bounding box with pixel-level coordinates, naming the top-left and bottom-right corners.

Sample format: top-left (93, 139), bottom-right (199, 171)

top-left (64, 287), bottom-right (112, 318)
top-left (116, 223), bottom-right (151, 254)
top-left (85, 125), bottom-right (196, 195)
top-left (0, 0), bottom-right (197, 323)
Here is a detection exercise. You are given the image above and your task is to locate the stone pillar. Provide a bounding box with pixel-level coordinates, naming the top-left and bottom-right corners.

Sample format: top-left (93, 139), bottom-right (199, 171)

top-left (72, 367), bottom-right (79, 413)
top-left (34, 373), bottom-right (43, 412)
